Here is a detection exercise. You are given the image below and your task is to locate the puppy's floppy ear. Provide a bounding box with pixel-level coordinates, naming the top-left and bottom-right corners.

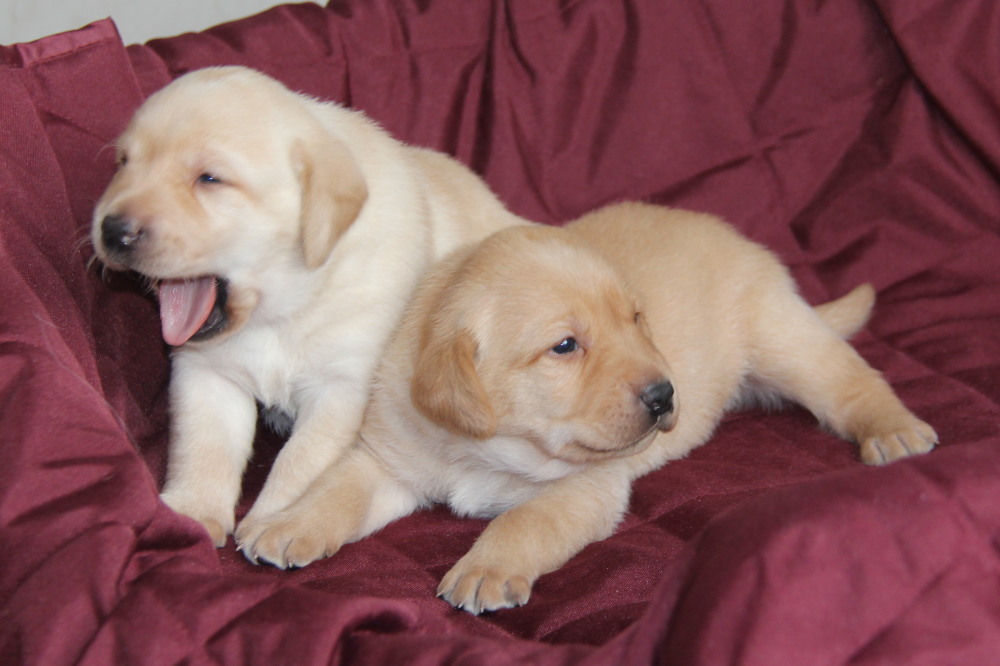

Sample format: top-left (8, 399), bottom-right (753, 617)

top-left (293, 135), bottom-right (368, 270)
top-left (411, 324), bottom-right (497, 439)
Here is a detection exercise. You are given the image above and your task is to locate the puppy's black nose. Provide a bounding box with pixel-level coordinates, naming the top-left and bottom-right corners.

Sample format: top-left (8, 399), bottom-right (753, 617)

top-left (640, 381), bottom-right (674, 418)
top-left (101, 214), bottom-right (142, 252)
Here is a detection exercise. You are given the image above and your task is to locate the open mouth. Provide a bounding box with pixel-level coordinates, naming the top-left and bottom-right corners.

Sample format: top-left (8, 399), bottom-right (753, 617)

top-left (157, 276), bottom-right (229, 346)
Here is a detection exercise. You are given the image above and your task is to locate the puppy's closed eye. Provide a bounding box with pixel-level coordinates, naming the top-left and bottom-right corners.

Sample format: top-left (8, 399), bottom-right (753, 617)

top-left (196, 172), bottom-right (223, 185)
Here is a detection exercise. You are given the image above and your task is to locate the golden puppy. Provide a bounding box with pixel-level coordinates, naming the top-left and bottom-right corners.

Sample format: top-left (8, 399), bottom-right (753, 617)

top-left (91, 66), bottom-right (524, 547)
top-left (239, 204), bottom-right (936, 614)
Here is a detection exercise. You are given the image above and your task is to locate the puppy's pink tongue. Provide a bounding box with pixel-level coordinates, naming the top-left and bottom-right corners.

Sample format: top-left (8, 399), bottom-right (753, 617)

top-left (158, 277), bottom-right (217, 346)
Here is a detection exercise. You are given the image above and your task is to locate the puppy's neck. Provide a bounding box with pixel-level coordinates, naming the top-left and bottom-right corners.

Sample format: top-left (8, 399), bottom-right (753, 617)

top-left (467, 434), bottom-right (583, 483)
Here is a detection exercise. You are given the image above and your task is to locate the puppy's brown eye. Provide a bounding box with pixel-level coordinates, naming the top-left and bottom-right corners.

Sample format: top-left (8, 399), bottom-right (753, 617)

top-left (116, 154), bottom-right (128, 168)
top-left (634, 311), bottom-right (641, 324)
top-left (551, 337), bottom-right (578, 355)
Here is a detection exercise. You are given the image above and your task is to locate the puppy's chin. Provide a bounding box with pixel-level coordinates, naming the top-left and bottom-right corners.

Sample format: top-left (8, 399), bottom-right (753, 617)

top-left (542, 405), bottom-right (679, 464)
top-left (546, 427), bottom-right (660, 465)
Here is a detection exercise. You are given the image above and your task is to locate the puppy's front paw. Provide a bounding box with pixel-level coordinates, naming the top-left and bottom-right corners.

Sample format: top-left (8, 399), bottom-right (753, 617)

top-left (437, 558), bottom-right (532, 615)
top-left (236, 512), bottom-right (340, 569)
top-left (160, 491), bottom-right (232, 547)
top-left (859, 417), bottom-right (937, 465)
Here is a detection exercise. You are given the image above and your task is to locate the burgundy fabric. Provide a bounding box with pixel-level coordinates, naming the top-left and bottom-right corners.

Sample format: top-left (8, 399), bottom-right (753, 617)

top-left (1, 1), bottom-right (999, 663)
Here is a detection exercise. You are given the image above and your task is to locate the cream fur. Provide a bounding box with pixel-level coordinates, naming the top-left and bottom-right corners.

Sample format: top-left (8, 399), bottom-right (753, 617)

top-left (240, 205), bottom-right (936, 614)
top-left (90, 66), bottom-right (525, 546)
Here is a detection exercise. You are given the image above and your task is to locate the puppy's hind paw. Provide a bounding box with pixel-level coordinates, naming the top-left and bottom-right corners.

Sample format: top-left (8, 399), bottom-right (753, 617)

top-left (859, 418), bottom-right (937, 465)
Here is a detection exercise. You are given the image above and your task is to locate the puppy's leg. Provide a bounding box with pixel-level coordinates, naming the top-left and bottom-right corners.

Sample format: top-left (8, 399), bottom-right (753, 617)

top-left (238, 446), bottom-right (421, 568)
top-left (750, 291), bottom-right (937, 464)
top-left (438, 464), bottom-right (631, 615)
top-left (160, 362), bottom-right (258, 546)
top-left (236, 384), bottom-right (368, 539)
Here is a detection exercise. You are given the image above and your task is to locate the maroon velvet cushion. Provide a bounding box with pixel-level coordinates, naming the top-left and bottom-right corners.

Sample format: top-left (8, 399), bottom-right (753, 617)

top-left (0, 18), bottom-right (164, 661)
top-left (2, 1), bottom-right (999, 664)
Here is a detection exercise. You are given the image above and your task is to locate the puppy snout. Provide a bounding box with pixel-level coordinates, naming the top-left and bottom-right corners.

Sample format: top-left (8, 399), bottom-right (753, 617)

top-left (100, 214), bottom-right (143, 253)
top-left (640, 381), bottom-right (674, 418)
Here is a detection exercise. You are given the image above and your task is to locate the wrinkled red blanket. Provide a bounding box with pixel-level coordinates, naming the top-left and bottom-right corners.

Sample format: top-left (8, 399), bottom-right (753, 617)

top-left (2, 1), bottom-right (999, 663)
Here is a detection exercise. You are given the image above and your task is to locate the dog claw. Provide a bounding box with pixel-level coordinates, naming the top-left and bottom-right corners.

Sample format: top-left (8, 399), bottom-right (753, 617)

top-left (437, 565), bottom-right (532, 615)
top-left (860, 419), bottom-right (937, 465)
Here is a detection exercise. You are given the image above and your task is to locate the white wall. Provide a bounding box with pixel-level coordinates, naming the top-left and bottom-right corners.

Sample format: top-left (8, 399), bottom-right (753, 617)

top-left (1, 0), bottom-right (318, 45)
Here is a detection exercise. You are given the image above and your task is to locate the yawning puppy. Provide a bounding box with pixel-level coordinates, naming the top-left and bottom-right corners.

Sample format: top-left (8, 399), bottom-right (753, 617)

top-left (239, 204), bottom-right (937, 614)
top-left (90, 66), bottom-right (524, 546)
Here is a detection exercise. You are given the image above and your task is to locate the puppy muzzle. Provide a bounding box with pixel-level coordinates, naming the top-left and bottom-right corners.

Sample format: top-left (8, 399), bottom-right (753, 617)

top-left (98, 214), bottom-right (144, 265)
top-left (641, 380), bottom-right (678, 432)
top-left (641, 381), bottom-right (674, 418)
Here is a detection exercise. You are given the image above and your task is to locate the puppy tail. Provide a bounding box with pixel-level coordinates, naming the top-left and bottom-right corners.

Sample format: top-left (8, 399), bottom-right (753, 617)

top-left (813, 283), bottom-right (875, 339)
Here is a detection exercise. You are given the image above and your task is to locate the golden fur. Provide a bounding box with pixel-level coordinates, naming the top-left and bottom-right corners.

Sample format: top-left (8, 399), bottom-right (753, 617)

top-left (239, 203), bottom-right (936, 614)
top-left (90, 66), bottom-right (523, 546)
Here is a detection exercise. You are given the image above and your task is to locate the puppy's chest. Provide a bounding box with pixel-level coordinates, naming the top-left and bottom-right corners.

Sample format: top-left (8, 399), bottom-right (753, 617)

top-left (442, 464), bottom-right (544, 518)
top-left (440, 439), bottom-right (580, 518)
top-left (212, 333), bottom-right (307, 412)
